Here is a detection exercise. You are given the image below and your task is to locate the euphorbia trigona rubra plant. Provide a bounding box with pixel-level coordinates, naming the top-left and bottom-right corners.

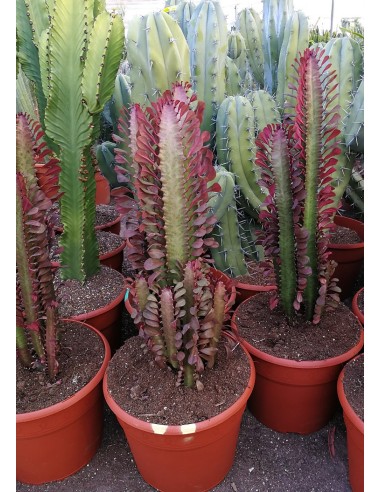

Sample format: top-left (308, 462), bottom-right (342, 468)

top-left (114, 82), bottom-right (234, 388)
top-left (16, 113), bottom-right (61, 382)
top-left (255, 47), bottom-right (342, 324)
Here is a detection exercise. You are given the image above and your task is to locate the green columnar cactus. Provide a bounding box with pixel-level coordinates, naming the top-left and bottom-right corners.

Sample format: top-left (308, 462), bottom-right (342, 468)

top-left (276, 10), bottom-right (309, 115)
top-left (117, 83), bottom-right (232, 388)
top-left (16, 113), bottom-right (59, 382)
top-left (225, 57), bottom-right (241, 96)
top-left (209, 199), bottom-right (248, 277)
top-left (16, 0), bottom-right (48, 131)
top-left (187, 0), bottom-right (228, 137)
top-left (172, 0), bottom-right (196, 39)
top-left (237, 8), bottom-right (264, 89)
top-left (16, 68), bottom-right (39, 118)
top-left (322, 37), bottom-right (364, 209)
top-left (262, 0), bottom-right (294, 94)
top-left (17, 0), bottom-right (125, 282)
top-left (95, 141), bottom-right (119, 188)
top-left (216, 96), bottom-right (265, 217)
top-left (247, 89), bottom-right (281, 135)
top-left (227, 28), bottom-right (246, 60)
top-left (96, 73), bottom-right (132, 188)
top-left (109, 74), bottom-right (132, 135)
top-left (126, 11), bottom-right (191, 107)
top-left (256, 48), bottom-right (342, 323)
top-left (345, 78), bottom-right (364, 154)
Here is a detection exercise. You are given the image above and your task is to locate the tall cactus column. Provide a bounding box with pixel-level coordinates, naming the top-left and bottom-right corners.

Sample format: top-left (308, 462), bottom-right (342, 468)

top-left (17, 0), bottom-right (125, 281)
top-left (126, 11), bottom-right (191, 107)
top-left (187, 0), bottom-right (228, 138)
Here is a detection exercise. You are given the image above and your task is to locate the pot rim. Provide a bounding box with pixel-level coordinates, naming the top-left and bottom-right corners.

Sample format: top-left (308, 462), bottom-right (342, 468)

top-left (103, 336), bottom-right (255, 435)
top-left (16, 320), bottom-right (111, 422)
top-left (337, 353), bottom-right (364, 433)
top-left (351, 287), bottom-right (364, 325)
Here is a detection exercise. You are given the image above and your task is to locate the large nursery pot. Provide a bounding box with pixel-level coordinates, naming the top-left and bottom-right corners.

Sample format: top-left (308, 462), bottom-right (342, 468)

top-left (328, 215), bottom-right (364, 300)
top-left (16, 321), bottom-right (111, 484)
top-left (337, 353), bottom-right (364, 492)
top-left (231, 296), bottom-right (364, 434)
top-left (103, 334), bottom-right (255, 492)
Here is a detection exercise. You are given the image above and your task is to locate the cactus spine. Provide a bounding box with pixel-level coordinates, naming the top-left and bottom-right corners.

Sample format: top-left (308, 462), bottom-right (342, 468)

top-left (126, 11), bottom-right (191, 107)
top-left (187, 0), bottom-right (228, 137)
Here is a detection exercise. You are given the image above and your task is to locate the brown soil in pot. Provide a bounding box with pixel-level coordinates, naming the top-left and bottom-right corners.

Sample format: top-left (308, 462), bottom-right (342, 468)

top-left (342, 354), bottom-right (364, 421)
top-left (106, 334), bottom-right (251, 426)
top-left (329, 224), bottom-right (362, 244)
top-left (49, 230), bottom-right (125, 262)
top-left (16, 321), bottom-right (105, 413)
top-left (47, 203), bottom-right (120, 229)
top-left (234, 261), bottom-right (276, 286)
top-left (234, 292), bottom-right (362, 361)
top-left (53, 265), bottom-right (125, 318)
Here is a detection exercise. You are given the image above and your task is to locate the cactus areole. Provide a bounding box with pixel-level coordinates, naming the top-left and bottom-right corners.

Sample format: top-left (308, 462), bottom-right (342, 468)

top-left (115, 82), bottom-right (235, 388)
top-left (256, 48), bottom-right (342, 324)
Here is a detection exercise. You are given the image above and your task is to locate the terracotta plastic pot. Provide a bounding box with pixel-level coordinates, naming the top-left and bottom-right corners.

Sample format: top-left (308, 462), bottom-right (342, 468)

top-left (328, 216), bottom-right (364, 300)
top-left (103, 338), bottom-right (255, 492)
top-left (124, 267), bottom-right (236, 316)
top-left (234, 282), bottom-right (276, 307)
top-left (95, 171), bottom-right (111, 205)
top-left (231, 301), bottom-right (364, 434)
top-left (69, 273), bottom-right (126, 353)
top-left (352, 287), bottom-right (364, 326)
top-left (337, 354), bottom-right (364, 492)
top-left (16, 321), bottom-right (111, 484)
top-left (51, 238), bottom-right (126, 273)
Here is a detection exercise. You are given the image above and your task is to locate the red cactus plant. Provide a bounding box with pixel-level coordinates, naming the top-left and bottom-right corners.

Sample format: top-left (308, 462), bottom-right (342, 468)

top-left (255, 47), bottom-right (342, 324)
top-left (16, 113), bottom-right (61, 382)
top-left (113, 82), bottom-right (234, 388)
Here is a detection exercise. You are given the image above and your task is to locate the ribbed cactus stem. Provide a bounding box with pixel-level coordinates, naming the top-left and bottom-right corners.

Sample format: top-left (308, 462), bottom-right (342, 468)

top-left (160, 288), bottom-right (178, 369)
top-left (276, 10), bottom-right (309, 115)
top-left (237, 8), bottom-right (264, 89)
top-left (187, 0), bottom-right (228, 136)
top-left (39, 0), bottom-right (125, 281)
top-left (206, 281), bottom-right (226, 369)
top-left (127, 11), bottom-right (190, 107)
top-left (266, 126), bottom-right (297, 317)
